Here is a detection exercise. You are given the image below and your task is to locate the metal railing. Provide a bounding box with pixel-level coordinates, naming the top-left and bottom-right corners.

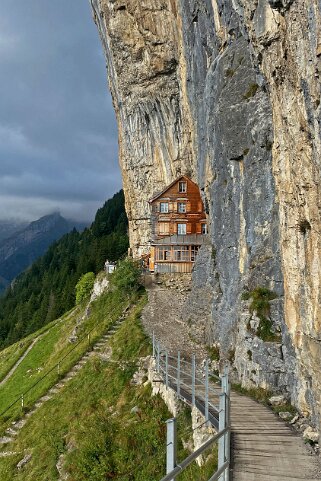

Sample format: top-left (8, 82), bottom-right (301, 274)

top-left (153, 335), bottom-right (231, 481)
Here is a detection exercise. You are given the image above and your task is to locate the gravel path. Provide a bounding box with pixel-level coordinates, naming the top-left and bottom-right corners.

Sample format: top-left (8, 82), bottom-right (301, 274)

top-left (142, 280), bottom-right (207, 361)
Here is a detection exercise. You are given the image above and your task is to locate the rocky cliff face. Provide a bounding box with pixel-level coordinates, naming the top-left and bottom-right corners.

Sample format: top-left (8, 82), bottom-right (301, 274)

top-left (91, 0), bottom-right (321, 430)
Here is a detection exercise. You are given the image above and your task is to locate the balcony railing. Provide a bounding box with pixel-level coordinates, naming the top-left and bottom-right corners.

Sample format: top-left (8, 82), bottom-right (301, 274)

top-left (150, 234), bottom-right (209, 245)
top-left (151, 206), bottom-right (204, 215)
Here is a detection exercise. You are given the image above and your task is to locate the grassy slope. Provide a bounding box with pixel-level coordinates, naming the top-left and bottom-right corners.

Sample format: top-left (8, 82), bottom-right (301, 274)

top-left (0, 317), bottom-right (63, 383)
top-left (0, 288), bottom-right (130, 430)
top-left (0, 292), bottom-right (217, 481)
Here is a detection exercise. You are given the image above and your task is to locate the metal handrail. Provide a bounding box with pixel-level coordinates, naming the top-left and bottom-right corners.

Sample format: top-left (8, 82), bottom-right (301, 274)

top-left (159, 359), bottom-right (221, 396)
top-left (160, 427), bottom-right (229, 481)
top-left (160, 353), bottom-right (221, 382)
top-left (153, 334), bottom-right (231, 481)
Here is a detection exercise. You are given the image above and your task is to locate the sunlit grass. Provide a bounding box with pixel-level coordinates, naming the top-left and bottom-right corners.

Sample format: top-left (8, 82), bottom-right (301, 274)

top-left (0, 291), bottom-right (217, 481)
top-left (0, 289), bottom-right (130, 431)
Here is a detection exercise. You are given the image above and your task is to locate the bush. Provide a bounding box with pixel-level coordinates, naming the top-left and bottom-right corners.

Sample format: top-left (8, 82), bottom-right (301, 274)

top-left (75, 272), bottom-right (95, 304)
top-left (206, 345), bottom-right (220, 361)
top-left (243, 287), bottom-right (280, 342)
top-left (109, 258), bottom-right (141, 294)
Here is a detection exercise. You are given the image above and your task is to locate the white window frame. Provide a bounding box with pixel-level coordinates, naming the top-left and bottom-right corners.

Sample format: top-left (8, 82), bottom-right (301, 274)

top-left (177, 223), bottom-right (187, 235)
top-left (160, 202), bottom-right (169, 213)
top-left (178, 181), bottom-right (187, 193)
top-left (191, 245), bottom-right (199, 261)
top-left (201, 223), bottom-right (208, 234)
top-left (178, 202), bottom-right (186, 213)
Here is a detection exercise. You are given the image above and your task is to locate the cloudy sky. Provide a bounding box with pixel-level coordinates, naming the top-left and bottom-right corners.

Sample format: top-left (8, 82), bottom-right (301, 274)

top-left (0, 0), bottom-right (121, 223)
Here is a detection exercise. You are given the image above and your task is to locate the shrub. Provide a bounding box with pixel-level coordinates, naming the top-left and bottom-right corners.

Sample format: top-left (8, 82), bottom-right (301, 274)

top-left (206, 345), bottom-right (220, 361)
top-left (225, 68), bottom-right (235, 77)
top-left (109, 258), bottom-right (141, 294)
top-left (243, 287), bottom-right (280, 342)
top-left (248, 287), bottom-right (277, 318)
top-left (75, 272), bottom-right (95, 304)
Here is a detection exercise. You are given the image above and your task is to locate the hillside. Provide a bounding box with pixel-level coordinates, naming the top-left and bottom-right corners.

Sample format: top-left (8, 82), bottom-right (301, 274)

top-left (0, 267), bottom-right (215, 480)
top-left (0, 191), bottom-right (128, 348)
top-left (0, 213), bottom-right (86, 295)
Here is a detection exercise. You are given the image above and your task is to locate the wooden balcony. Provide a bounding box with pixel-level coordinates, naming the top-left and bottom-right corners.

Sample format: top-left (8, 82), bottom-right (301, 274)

top-left (150, 233), bottom-right (210, 246)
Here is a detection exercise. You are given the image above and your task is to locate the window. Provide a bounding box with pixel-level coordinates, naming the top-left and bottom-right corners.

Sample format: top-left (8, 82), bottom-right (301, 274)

top-left (191, 246), bottom-right (199, 261)
top-left (201, 223), bottom-right (208, 234)
top-left (173, 245), bottom-right (190, 261)
top-left (160, 202), bottom-right (169, 213)
top-left (178, 202), bottom-right (186, 213)
top-left (159, 222), bottom-right (170, 235)
top-left (157, 246), bottom-right (171, 261)
top-left (178, 181), bottom-right (187, 193)
top-left (177, 223), bottom-right (186, 235)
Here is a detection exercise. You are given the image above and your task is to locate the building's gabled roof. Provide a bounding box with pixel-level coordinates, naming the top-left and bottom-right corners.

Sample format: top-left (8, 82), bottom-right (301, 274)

top-left (149, 175), bottom-right (199, 203)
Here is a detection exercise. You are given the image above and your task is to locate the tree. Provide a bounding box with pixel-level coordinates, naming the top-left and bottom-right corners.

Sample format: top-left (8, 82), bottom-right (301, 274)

top-left (75, 272), bottom-right (95, 305)
top-left (109, 258), bottom-right (141, 294)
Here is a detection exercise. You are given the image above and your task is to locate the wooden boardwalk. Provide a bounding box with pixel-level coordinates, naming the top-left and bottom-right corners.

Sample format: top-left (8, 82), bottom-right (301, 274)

top-left (144, 285), bottom-right (321, 480)
top-left (193, 380), bottom-right (321, 479)
top-left (230, 391), bottom-right (321, 481)
top-left (163, 366), bottom-right (321, 480)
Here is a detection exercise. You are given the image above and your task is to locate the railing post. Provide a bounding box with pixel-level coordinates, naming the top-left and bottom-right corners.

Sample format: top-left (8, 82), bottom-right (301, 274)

top-left (205, 358), bottom-right (209, 423)
top-left (157, 341), bottom-right (160, 373)
top-left (177, 351), bottom-right (181, 397)
top-left (218, 393), bottom-right (226, 481)
top-left (224, 366), bottom-right (230, 481)
top-left (192, 354), bottom-right (196, 407)
top-left (165, 350), bottom-right (169, 389)
top-left (21, 394), bottom-right (24, 410)
top-left (166, 418), bottom-right (177, 480)
top-left (152, 331), bottom-right (155, 358)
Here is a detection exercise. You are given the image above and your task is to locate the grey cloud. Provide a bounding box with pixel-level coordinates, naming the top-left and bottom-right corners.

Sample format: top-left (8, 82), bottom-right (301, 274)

top-left (0, 0), bottom-right (120, 222)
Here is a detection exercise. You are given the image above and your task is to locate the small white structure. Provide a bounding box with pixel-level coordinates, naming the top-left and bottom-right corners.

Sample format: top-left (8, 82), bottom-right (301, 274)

top-left (104, 260), bottom-right (116, 274)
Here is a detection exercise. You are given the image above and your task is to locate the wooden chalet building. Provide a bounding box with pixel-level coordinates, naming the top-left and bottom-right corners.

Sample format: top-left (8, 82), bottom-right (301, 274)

top-left (148, 175), bottom-right (208, 273)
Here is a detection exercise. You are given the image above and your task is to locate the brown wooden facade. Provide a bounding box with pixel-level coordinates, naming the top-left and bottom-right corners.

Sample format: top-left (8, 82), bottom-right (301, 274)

top-left (148, 176), bottom-right (208, 273)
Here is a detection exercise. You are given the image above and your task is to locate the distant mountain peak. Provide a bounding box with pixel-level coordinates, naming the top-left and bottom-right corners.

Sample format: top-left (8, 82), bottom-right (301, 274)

top-left (0, 213), bottom-right (88, 291)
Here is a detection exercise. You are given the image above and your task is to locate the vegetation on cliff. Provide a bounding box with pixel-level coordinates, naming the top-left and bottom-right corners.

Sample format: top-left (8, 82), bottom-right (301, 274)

top-left (0, 191), bottom-right (128, 348)
top-left (242, 287), bottom-right (280, 342)
top-left (0, 271), bottom-right (216, 480)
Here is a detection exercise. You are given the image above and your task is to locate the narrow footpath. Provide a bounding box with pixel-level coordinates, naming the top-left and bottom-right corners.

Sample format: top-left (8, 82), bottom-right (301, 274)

top-left (0, 314), bottom-right (127, 455)
top-left (0, 339), bottom-right (40, 387)
top-left (0, 322), bottom-right (58, 388)
top-left (142, 282), bottom-right (321, 480)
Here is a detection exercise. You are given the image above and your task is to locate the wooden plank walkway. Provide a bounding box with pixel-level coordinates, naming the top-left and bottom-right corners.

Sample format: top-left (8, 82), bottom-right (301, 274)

top-left (164, 367), bottom-right (321, 480)
top-left (230, 391), bottom-right (321, 480)
top-left (143, 284), bottom-right (321, 480)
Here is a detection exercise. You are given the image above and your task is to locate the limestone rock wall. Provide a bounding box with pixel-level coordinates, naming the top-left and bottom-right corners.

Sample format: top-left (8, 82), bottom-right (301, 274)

top-left (90, 0), bottom-right (321, 429)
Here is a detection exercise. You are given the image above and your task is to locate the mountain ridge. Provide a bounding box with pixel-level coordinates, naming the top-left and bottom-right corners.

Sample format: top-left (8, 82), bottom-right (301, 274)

top-left (0, 190), bottom-right (128, 346)
top-left (0, 213), bottom-right (87, 294)
top-left (0, 221), bottom-right (28, 244)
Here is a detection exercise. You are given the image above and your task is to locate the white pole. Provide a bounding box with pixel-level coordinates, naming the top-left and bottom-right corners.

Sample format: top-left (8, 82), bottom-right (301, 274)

top-left (166, 418), bottom-right (177, 481)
